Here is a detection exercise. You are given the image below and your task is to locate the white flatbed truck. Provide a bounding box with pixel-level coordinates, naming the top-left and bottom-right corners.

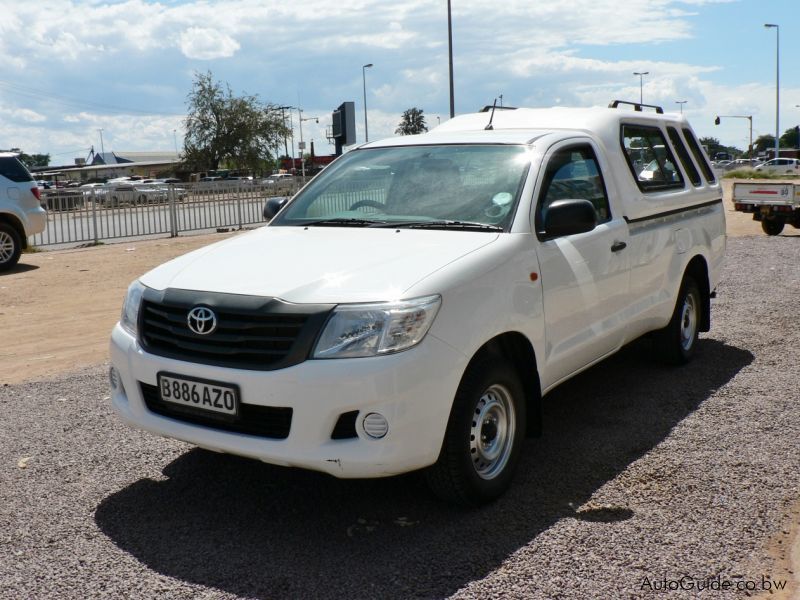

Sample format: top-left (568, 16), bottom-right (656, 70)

top-left (732, 180), bottom-right (800, 235)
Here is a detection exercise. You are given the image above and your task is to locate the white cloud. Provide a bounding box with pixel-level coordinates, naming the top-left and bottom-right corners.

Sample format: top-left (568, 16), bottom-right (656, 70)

top-left (179, 27), bottom-right (241, 60)
top-left (0, 0), bottom-right (781, 155)
top-left (1, 108), bottom-right (47, 123)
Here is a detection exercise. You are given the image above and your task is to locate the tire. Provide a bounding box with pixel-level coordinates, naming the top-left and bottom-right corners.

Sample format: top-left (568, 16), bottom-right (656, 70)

top-left (653, 276), bottom-right (701, 365)
top-left (761, 219), bottom-right (784, 236)
top-left (426, 356), bottom-right (526, 506)
top-left (0, 223), bottom-right (22, 272)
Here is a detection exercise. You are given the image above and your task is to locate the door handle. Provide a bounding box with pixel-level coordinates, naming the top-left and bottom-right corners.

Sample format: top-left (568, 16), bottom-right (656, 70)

top-left (610, 241), bottom-right (627, 253)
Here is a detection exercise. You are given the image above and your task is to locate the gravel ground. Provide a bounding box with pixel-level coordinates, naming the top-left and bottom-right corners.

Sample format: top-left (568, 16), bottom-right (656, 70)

top-left (1, 236), bottom-right (798, 599)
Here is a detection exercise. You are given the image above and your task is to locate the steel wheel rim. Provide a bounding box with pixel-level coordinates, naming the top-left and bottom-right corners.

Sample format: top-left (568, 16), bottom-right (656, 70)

top-left (469, 383), bottom-right (515, 480)
top-left (0, 231), bottom-right (14, 263)
top-left (680, 292), bottom-right (698, 351)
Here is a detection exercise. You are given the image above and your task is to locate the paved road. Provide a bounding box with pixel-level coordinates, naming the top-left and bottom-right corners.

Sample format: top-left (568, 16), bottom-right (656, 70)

top-left (1, 236), bottom-right (798, 599)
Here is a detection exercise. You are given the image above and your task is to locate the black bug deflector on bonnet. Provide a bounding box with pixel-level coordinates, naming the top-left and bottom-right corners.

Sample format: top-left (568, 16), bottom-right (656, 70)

top-left (138, 288), bottom-right (334, 371)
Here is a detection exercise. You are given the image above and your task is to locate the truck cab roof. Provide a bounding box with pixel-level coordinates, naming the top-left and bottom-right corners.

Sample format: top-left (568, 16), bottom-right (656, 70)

top-left (367, 105), bottom-right (692, 150)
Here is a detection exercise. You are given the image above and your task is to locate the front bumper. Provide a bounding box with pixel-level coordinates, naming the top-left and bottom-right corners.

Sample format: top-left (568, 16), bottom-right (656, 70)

top-left (109, 324), bottom-right (467, 478)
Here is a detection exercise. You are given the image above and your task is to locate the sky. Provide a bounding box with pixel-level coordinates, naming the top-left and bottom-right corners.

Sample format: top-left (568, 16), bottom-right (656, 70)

top-left (0, 0), bottom-right (798, 166)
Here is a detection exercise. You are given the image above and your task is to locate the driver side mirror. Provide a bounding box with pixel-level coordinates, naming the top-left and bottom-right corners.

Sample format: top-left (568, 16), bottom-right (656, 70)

top-left (542, 199), bottom-right (597, 238)
top-left (263, 196), bottom-right (289, 220)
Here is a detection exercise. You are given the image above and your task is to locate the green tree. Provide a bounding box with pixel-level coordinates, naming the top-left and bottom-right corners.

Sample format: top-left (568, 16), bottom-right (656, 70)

top-left (753, 134), bottom-right (776, 153)
top-left (18, 152), bottom-right (50, 168)
top-left (699, 136), bottom-right (721, 155)
top-left (395, 108), bottom-right (428, 135)
top-left (779, 126), bottom-right (800, 149)
top-left (182, 71), bottom-right (289, 172)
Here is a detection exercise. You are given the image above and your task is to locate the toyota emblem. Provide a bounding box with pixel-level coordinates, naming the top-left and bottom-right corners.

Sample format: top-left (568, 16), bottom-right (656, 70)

top-left (187, 307), bottom-right (217, 335)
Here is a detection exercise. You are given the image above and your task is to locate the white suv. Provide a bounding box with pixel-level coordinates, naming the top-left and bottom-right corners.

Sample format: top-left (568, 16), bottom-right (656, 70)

top-left (0, 153), bottom-right (47, 271)
top-left (754, 158), bottom-right (800, 175)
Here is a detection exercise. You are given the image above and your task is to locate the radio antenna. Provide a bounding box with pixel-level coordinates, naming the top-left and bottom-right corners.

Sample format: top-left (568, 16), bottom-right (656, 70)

top-left (485, 98), bottom-right (498, 130)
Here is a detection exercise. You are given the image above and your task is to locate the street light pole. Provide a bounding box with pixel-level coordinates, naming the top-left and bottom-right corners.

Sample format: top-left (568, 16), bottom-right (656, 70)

top-left (300, 114), bottom-right (320, 179)
top-left (297, 108), bottom-right (306, 181)
top-left (633, 71), bottom-right (649, 104)
top-left (277, 106), bottom-right (294, 170)
top-left (676, 100), bottom-right (687, 114)
top-left (362, 63), bottom-right (373, 143)
top-left (97, 128), bottom-right (105, 161)
top-left (765, 24), bottom-right (780, 159)
top-left (447, 0), bottom-right (455, 118)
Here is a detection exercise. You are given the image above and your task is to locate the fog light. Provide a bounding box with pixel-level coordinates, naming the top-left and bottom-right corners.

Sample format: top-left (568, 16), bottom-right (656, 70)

top-left (109, 367), bottom-right (120, 391)
top-left (362, 413), bottom-right (389, 439)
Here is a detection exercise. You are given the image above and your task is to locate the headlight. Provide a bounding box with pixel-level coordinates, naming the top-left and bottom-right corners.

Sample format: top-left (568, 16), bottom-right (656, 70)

top-left (120, 280), bottom-right (146, 336)
top-left (313, 295), bottom-right (441, 359)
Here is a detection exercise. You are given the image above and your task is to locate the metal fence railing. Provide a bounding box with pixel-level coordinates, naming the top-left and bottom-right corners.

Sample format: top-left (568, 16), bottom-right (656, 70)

top-left (32, 181), bottom-right (301, 247)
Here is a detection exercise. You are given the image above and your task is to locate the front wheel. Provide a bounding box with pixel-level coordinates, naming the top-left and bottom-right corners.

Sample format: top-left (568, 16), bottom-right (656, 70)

top-left (426, 357), bottom-right (526, 506)
top-left (761, 219), bottom-right (784, 236)
top-left (653, 276), bottom-right (701, 365)
top-left (0, 223), bottom-right (22, 272)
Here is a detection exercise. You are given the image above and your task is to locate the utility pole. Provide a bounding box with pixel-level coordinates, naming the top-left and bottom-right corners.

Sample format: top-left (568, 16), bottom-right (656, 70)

top-left (277, 106), bottom-right (293, 169)
top-left (764, 24), bottom-right (780, 159)
top-left (447, 0), bottom-right (455, 118)
top-left (299, 112), bottom-right (320, 181)
top-left (633, 72), bottom-right (649, 104)
top-left (97, 129), bottom-right (105, 162)
top-left (362, 63), bottom-right (373, 143)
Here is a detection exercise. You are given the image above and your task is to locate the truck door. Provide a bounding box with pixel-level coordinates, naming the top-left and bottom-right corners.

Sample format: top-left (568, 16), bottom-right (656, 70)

top-left (533, 141), bottom-right (631, 385)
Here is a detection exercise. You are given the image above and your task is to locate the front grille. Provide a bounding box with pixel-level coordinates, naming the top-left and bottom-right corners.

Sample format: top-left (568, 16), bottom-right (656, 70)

top-left (138, 289), bottom-right (333, 371)
top-left (140, 382), bottom-right (292, 439)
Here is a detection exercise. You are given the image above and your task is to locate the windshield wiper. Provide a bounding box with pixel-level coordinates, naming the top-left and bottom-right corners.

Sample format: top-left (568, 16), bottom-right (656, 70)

top-left (302, 217), bottom-right (388, 227)
top-left (370, 220), bottom-right (503, 232)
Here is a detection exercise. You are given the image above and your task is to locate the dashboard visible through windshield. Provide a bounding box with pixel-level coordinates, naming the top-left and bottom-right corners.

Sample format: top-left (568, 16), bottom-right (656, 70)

top-left (271, 145), bottom-right (531, 231)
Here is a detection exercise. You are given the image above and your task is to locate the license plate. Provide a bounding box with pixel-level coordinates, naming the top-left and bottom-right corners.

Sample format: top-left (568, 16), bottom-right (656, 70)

top-left (760, 206), bottom-right (772, 215)
top-left (157, 373), bottom-right (239, 417)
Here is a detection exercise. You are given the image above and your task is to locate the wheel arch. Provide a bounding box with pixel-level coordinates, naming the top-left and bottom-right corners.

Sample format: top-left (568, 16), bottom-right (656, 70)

top-left (685, 254), bottom-right (711, 332)
top-left (0, 212), bottom-right (28, 249)
top-left (466, 332), bottom-right (542, 438)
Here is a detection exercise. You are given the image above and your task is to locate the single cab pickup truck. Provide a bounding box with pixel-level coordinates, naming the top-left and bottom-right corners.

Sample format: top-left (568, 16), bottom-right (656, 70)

top-left (110, 101), bottom-right (726, 505)
top-left (732, 180), bottom-right (800, 235)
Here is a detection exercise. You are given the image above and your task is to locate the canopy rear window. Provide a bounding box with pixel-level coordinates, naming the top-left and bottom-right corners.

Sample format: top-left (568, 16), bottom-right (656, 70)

top-left (620, 125), bottom-right (684, 192)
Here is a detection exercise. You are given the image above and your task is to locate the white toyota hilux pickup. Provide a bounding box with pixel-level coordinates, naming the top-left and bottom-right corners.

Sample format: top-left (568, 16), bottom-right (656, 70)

top-left (110, 101), bottom-right (726, 505)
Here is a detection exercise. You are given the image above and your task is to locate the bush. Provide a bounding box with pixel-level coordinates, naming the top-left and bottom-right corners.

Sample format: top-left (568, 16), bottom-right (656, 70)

top-left (722, 169), bottom-right (797, 179)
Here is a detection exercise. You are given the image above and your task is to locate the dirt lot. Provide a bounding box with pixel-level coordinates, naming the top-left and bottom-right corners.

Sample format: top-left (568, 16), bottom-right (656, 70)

top-left (0, 179), bottom-right (796, 386)
top-left (0, 231), bottom-right (237, 385)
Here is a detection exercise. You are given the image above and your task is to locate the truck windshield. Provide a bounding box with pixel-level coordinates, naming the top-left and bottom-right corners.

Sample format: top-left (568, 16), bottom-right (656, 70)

top-left (271, 145), bottom-right (531, 230)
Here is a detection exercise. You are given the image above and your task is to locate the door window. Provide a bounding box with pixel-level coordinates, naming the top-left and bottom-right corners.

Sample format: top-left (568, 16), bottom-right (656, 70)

top-left (536, 144), bottom-right (610, 235)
